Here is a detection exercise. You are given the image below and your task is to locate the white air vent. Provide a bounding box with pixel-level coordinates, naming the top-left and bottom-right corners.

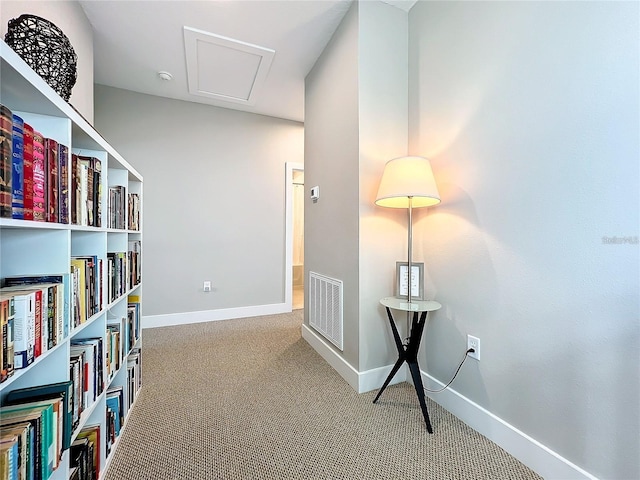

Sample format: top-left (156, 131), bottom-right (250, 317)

top-left (309, 272), bottom-right (343, 351)
top-left (183, 26), bottom-right (275, 106)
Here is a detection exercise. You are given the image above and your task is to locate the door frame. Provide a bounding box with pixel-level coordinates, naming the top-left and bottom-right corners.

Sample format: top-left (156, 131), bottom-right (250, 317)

top-left (285, 162), bottom-right (304, 310)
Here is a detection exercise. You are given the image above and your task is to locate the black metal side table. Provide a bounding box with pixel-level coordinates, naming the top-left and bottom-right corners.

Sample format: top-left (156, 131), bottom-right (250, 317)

top-left (373, 297), bottom-right (442, 433)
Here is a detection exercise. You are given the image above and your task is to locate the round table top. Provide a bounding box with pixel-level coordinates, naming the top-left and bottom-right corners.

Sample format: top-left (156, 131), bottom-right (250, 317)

top-left (380, 296), bottom-right (442, 312)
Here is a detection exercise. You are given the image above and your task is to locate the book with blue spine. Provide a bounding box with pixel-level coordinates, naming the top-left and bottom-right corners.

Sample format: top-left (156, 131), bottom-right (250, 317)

top-left (10, 114), bottom-right (23, 219)
top-left (105, 393), bottom-right (121, 437)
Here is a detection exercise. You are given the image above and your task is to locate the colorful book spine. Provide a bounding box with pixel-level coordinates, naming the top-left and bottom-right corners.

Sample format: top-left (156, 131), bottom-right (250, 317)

top-left (78, 157), bottom-right (94, 226)
top-left (71, 153), bottom-right (78, 224)
top-left (45, 138), bottom-right (59, 223)
top-left (58, 143), bottom-right (69, 224)
top-left (11, 114), bottom-right (24, 219)
top-left (93, 158), bottom-right (102, 227)
top-left (32, 131), bottom-right (46, 222)
top-left (1, 296), bottom-right (15, 382)
top-left (5, 291), bottom-right (35, 369)
top-left (0, 105), bottom-right (12, 218)
top-left (22, 123), bottom-right (34, 220)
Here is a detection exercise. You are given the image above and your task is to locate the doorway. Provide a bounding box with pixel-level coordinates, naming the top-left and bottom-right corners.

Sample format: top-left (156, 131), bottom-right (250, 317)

top-left (292, 169), bottom-right (304, 309)
top-left (285, 162), bottom-right (304, 311)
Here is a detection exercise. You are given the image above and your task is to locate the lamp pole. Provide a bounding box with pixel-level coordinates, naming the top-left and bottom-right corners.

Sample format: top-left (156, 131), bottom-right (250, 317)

top-left (407, 196), bottom-right (414, 336)
top-left (407, 196), bottom-right (413, 305)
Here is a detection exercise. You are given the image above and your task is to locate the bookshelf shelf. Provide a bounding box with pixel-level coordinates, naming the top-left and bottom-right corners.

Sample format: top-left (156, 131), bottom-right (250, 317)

top-left (0, 39), bottom-right (143, 480)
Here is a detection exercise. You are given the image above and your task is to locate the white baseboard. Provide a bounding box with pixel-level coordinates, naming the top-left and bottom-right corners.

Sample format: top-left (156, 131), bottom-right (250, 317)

top-left (142, 303), bottom-right (290, 329)
top-left (301, 323), bottom-right (406, 394)
top-left (421, 371), bottom-right (598, 480)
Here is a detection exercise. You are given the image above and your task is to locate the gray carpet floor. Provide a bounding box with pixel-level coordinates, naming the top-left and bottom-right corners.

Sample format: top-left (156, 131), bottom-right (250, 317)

top-left (104, 310), bottom-right (542, 480)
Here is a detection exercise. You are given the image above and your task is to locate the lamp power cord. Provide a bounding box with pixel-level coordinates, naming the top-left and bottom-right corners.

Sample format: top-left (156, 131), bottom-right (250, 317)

top-left (423, 348), bottom-right (475, 394)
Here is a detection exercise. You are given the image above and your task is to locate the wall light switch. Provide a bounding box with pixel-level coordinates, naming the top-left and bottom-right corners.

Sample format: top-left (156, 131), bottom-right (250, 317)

top-left (310, 186), bottom-right (320, 200)
top-left (203, 281), bottom-right (212, 292)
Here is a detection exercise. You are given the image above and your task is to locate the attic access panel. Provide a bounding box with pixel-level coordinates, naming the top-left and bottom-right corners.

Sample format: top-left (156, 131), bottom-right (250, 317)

top-left (183, 26), bottom-right (275, 106)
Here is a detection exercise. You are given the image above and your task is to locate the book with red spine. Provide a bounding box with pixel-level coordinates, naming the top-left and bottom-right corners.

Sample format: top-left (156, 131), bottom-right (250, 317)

top-left (45, 138), bottom-right (59, 222)
top-left (0, 104), bottom-right (12, 218)
top-left (22, 123), bottom-right (34, 220)
top-left (71, 153), bottom-right (78, 224)
top-left (32, 130), bottom-right (46, 221)
top-left (26, 287), bottom-right (43, 359)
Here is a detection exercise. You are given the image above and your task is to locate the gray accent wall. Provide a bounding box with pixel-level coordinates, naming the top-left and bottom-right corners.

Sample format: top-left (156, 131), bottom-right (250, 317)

top-left (408, 2), bottom-right (639, 479)
top-left (94, 85), bottom-right (303, 316)
top-left (304, 2), bottom-right (361, 368)
top-left (304, 1), bottom-right (410, 372)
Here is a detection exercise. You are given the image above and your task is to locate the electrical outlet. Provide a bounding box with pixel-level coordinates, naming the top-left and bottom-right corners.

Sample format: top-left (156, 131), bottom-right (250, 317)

top-left (467, 335), bottom-right (480, 360)
top-left (203, 281), bottom-right (212, 292)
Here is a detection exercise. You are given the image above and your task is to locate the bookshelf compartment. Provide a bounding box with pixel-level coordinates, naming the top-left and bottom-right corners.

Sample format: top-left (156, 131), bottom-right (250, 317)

top-left (0, 228), bottom-right (71, 276)
top-left (0, 342), bottom-right (69, 397)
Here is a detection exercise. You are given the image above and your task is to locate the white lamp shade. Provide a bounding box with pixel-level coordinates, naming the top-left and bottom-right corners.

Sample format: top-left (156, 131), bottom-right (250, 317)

top-left (375, 156), bottom-right (441, 208)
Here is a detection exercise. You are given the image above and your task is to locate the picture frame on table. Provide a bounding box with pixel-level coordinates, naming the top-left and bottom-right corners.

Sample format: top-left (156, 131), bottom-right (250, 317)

top-left (395, 261), bottom-right (424, 300)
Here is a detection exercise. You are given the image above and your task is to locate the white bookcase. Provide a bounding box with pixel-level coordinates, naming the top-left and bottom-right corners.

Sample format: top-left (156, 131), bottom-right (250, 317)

top-left (0, 40), bottom-right (142, 479)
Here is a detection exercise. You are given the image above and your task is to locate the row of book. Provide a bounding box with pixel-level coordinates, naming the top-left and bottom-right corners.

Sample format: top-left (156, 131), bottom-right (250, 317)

top-left (105, 348), bottom-right (141, 460)
top-left (70, 424), bottom-right (100, 480)
top-left (0, 381), bottom-right (72, 480)
top-left (71, 337), bottom-right (105, 426)
top-left (105, 297), bottom-right (141, 383)
top-left (1, 302), bottom-right (141, 478)
top-left (0, 104), bottom-right (102, 226)
top-left (0, 340), bottom-right (103, 476)
top-left (0, 256), bottom-right (138, 384)
top-left (0, 349), bottom-right (140, 480)
top-left (1, 276), bottom-right (67, 383)
top-left (106, 187), bottom-right (143, 231)
top-left (128, 193), bottom-right (140, 231)
top-left (107, 186), bottom-right (125, 230)
top-left (106, 253), bottom-right (126, 305)
top-left (128, 241), bottom-right (142, 291)
top-left (71, 257), bottom-right (102, 329)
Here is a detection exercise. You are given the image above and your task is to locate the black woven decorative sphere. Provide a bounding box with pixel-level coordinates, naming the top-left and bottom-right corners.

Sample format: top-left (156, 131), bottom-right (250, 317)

top-left (5, 14), bottom-right (78, 101)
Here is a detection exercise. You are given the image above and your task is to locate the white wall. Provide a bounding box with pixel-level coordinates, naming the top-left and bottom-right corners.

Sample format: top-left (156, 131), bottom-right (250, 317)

top-left (94, 85), bottom-right (304, 318)
top-left (409, 2), bottom-right (639, 479)
top-left (0, 1), bottom-right (94, 123)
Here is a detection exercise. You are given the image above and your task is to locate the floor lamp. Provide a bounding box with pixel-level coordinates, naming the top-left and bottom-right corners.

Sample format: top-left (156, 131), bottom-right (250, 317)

top-left (375, 156), bottom-right (441, 306)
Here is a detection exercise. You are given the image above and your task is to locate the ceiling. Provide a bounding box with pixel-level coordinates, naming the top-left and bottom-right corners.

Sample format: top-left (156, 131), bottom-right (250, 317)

top-left (79, 0), bottom-right (416, 123)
